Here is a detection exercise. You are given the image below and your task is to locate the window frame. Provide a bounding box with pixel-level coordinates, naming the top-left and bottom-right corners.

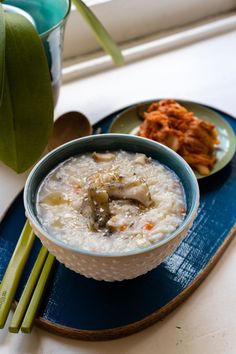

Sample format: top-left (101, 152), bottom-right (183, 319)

top-left (64, 0), bottom-right (236, 60)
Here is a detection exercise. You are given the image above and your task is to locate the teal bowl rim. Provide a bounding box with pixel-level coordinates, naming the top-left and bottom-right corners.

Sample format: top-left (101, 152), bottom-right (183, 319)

top-left (24, 134), bottom-right (200, 258)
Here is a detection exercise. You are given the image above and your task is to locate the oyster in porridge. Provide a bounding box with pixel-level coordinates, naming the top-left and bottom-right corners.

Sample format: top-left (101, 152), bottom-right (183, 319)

top-left (36, 151), bottom-right (186, 253)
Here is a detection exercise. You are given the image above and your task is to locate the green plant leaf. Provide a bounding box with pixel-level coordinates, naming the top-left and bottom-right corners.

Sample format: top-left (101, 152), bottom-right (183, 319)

top-left (0, 3), bottom-right (5, 105)
top-left (72, 0), bottom-right (124, 66)
top-left (0, 12), bottom-right (54, 173)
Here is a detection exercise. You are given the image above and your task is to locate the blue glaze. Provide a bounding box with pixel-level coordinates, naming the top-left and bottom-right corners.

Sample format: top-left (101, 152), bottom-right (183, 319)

top-left (0, 106), bottom-right (235, 331)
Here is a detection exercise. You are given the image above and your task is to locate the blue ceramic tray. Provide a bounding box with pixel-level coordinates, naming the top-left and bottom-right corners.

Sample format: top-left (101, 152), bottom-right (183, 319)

top-left (0, 104), bottom-right (235, 340)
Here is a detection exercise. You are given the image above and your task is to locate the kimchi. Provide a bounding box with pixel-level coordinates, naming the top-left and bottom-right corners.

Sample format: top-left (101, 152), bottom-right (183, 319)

top-left (138, 99), bottom-right (219, 175)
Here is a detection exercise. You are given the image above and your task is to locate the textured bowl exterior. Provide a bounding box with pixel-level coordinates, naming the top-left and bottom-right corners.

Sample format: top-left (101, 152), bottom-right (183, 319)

top-left (29, 218), bottom-right (194, 281)
top-left (25, 134), bottom-right (199, 281)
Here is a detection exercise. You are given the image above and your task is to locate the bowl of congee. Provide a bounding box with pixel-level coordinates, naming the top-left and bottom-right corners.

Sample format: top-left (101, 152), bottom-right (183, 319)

top-left (24, 134), bottom-right (199, 281)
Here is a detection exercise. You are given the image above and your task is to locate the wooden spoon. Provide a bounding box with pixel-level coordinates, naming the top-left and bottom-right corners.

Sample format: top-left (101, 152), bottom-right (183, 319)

top-left (48, 111), bottom-right (93, 151)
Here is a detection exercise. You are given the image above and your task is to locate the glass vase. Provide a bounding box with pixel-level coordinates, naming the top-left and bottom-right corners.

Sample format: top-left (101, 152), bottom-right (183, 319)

top-left (4, 0), bottom-right (71, 105)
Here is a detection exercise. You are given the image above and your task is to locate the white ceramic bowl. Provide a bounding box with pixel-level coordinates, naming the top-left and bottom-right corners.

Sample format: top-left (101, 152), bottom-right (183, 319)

top-left (24, 134), bottom-right (199, 281)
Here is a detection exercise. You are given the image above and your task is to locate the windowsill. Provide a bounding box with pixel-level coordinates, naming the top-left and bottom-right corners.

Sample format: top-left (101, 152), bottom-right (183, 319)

top-left (62, 11), bottom-right (236, 82)
top-left (64, 0), bottom-right (236, 60)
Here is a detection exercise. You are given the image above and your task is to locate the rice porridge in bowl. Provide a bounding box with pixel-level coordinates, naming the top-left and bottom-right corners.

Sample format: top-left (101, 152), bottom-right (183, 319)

top-left (36, 150), bottom-right (186, 254)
